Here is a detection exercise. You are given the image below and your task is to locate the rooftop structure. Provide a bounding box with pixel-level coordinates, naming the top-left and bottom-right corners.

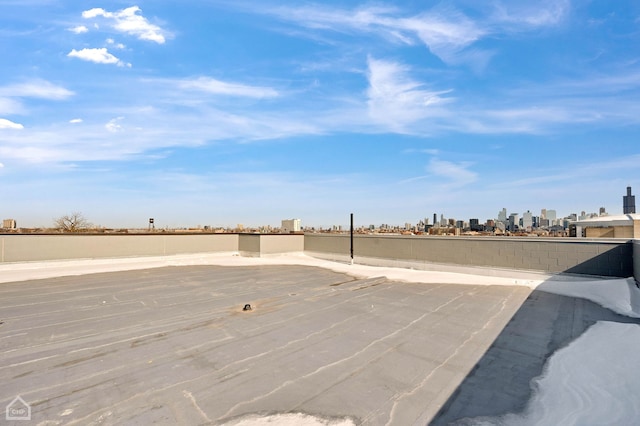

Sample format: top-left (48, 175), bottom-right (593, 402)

top-left (572, 213), bottom-right (640, 238)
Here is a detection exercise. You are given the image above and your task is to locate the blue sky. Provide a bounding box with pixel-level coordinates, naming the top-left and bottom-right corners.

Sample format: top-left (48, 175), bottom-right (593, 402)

top-left (1, 0), bottom-right (639, 229)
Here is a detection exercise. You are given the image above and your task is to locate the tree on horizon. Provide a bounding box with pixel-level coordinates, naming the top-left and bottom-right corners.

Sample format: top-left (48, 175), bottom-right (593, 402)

top-left (53, 212), bottom-right (92, 233)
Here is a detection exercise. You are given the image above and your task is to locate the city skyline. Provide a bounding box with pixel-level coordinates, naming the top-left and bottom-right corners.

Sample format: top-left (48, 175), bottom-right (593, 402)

top-left (0, 200), bottom-right (626, 232)
top-left (1, 1), bottom-right (640, 228)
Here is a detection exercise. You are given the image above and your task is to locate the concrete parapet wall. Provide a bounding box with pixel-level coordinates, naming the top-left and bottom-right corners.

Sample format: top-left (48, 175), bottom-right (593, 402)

top-left (0, 233), bottom-right (305, 263)
top-left (0, 234), bottom-right (239, 263)
top-left (239, 234), bottom-right (304, 257)
top-left (0, 233), bottom-right (634, 279)
top-left (305, 234), bottom-right (635, 278)
top-left (259, 234), bottom-right (305, 255)
top-left (238, 234), bottom-right (261, 257)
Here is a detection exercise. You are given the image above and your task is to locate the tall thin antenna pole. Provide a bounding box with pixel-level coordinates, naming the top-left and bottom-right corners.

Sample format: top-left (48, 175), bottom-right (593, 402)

top-left (350, 213), bottom-right (354, 265)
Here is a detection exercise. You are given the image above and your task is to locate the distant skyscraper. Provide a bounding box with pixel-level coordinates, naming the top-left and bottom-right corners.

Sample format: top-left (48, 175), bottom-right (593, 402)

top-left (540, 209), bottom-right (547, 220)
top-left (599, 207), bottom-right (606, 216)
top-left (498, 208), bottom-right (507, 223)
top-left (623, 186), bottom-right (636, 214)
top-left (547, 210), bottom-right (557, 221)
top-left (522, 211), bottom-right (533, 230)
top-left (508, 213), bottom-right (519, 232)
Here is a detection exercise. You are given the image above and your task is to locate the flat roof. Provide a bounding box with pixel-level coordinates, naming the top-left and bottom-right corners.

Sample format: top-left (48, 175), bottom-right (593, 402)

top-left (1, 255), bottom-right (639, 425)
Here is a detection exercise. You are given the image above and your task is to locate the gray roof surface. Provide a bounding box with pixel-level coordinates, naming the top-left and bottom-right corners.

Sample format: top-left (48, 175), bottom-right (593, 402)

top-left (1, 264), bottom-right (632, 425)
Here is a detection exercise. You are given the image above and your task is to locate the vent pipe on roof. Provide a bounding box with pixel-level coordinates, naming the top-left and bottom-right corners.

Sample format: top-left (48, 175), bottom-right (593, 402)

top-left (350, 213), bottom-right (354, 265)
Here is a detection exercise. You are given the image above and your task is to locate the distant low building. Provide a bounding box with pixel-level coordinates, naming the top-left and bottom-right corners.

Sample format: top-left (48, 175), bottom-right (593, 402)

top-left (281, 218), bottom-right (301, 233)
top-left (2, 218), bottom-right (17, 229)
top-left (572, 214), bottom-right (640, 238)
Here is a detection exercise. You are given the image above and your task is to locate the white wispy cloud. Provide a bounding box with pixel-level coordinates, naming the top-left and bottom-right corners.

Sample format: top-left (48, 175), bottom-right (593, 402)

top-left (491, 0), bottom-right (570, 27)
top-left (105, 116), bottom-right (124, 132)
top-left (426, 157), bottom-right (477, 186)
top-left (268, 4), bottom-right (484, 64)
top-left (511, 70), bottom-right (640, 98)
top-left (0, 97), bottom-right (25, 114)
top-left (69, 118), bottom-right (83, 124)
top-left (366, 57), bottom-right (453, 131)
top-left (0, 79), bottom-right (74, 100)
top-left (408, 148), bottom-right (440, 155)
top-left (258, 2), bottom-right (568, 66)
top-left (68, 25), bottom-right (88, 34)
top-left (0, 81), bottom-right (73, 125)
top-left (176, 77), bottom-right (279, 98)
top-left (0, 118), bottom-right (24, 129)
top-left (3, 59), bottom-right (635, 170)
top-left (106, 38), bottom-right (126, 49)
top-left (400, 153), bottom-right (478, 186)
top-left (397, 8), bottom-right (486, 62)
top-left (457, 67), bottom-right (640, 133)
top-left (67, 48), bottom-right (130, 67)
top-left (82, 8), bottom-right (107, 19)
top-left (0, 103), bottom-right (321, 165)
top-left (82, 6), bottom-right (169, 44)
